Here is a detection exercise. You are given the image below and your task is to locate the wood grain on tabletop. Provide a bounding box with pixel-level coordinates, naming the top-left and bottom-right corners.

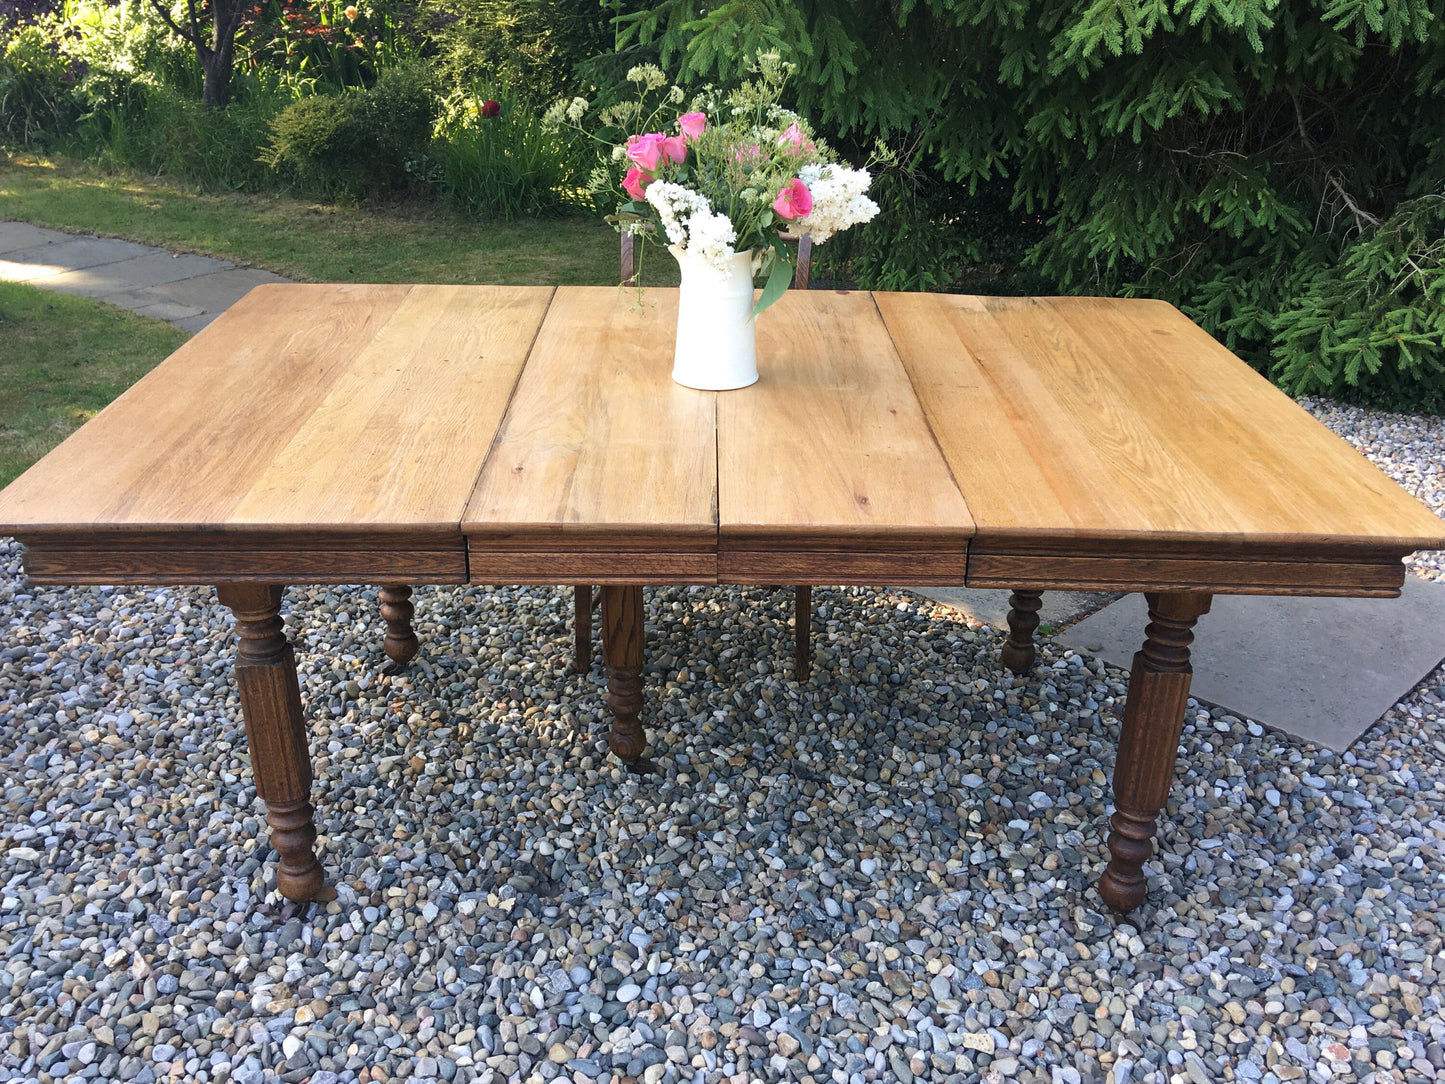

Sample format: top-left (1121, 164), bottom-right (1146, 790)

top-left (464, 286), bottom-right (717, 551)
top-left (875, 292), bottom-right (1445, 551)
top-left (0, 284), bottom-right (554, 533)
top-left (717, 290), bottom-right (973, 547)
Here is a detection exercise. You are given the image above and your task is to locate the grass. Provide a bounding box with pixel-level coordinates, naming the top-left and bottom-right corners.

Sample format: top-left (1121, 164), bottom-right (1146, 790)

top-left (0, 151), bottom-right (682, 286)
top-left (0, 282), bottom-right (188, 487)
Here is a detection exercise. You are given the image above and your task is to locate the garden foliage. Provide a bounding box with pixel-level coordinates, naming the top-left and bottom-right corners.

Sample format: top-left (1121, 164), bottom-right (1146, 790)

top-left (429, 0), bottom-right (614, 94)
top-left (0, 23), bottom-right (76, 145)
top-left (4, 0), bottom-right (1444, 409)
top-left (435, 85), bottom-right (590, 220)
top-left (619, 0), bottom-right (1445, 408)
top-left (262, 60), bottom-right (435, 198)
top-left (0, 0), bottom-right (600, 213)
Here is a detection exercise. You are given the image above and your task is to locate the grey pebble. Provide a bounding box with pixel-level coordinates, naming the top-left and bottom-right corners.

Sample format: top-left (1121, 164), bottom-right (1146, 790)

top-left (0, 393), bottom-right (1441, 1084)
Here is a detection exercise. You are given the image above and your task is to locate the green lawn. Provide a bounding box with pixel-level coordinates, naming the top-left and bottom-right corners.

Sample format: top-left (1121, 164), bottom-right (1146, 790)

top-left (0, 282), bottom-right (189, 487)
top-left (0, 151), bottom-right (669, 286)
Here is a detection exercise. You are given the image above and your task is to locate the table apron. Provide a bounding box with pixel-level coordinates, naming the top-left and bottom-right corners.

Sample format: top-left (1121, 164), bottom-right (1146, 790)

top-left (467, 551), bottom-right (716, 585)
top-left (720, 549), bottom-right (967, 585)
top-left (966, 550), bottom-right (1409, 596)
top-left (15, 533), bottom-right (467, 586)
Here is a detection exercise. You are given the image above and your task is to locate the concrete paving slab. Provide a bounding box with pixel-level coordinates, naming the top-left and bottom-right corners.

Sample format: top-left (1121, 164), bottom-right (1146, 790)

top-left (43, 252), bottom-right (234, 298)
top-left (129, 299), bottom-right (208, 321)
top-left (175, 313), bottom-right (219, 333)
top-left (914, 586), bottom-right (1115, 631)
top-left (1057, 576), bottom-right (1445, 751)
top-left (2, 222), bottom-right (293, 329)
top-left (0, 236), bottom-right (156, 278)
top-left (0, 221), bottom-right (66, 255)
top-left (0, 257), bottom-right (69, 282)
top-left (119, 267), bottom-right (287, 315)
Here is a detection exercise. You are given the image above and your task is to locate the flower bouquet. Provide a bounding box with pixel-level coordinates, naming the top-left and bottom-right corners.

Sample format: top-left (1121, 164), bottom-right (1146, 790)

top-left (548, 54), bottom-right (879, 389)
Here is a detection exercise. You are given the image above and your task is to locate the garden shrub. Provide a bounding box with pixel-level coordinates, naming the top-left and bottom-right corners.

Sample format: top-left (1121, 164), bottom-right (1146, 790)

top-left (0, 23), bottom-right (78, 146)
top-left (1, 0), bottom-right (63, 24)
top-left (819, 169), bottom-right (1051, 295)
top-left (429, 0), bottom-right (616, 95)
top-left (243, 0), bottom-right (423, 91)
top-left (262, 60), bottom-right (437, 199)
top-left (619, 0), bottom-right (1445, 410)
top-left (83, 81), bottom-right (282, 190)
top-left (433, 85), bottom-right (591, 220)
top-left (62, 0), bottom-right (198, 101)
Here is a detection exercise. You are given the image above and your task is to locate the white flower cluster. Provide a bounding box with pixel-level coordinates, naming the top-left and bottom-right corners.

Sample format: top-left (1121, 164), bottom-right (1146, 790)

top-left (645, 183), bottom-right (738, 271)
top-left (645, 183), bottom-right (709, 245)
top-left (686, 210), bottom-right (739, 271)
top-left (795, 164), bottom-right (880, 243)
top-left (626, 64), bottom-right (667, 91)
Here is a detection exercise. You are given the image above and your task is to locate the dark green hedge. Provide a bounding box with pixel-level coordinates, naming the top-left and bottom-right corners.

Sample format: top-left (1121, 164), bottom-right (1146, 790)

top-left (620, 0), bottom-right (1445, 410)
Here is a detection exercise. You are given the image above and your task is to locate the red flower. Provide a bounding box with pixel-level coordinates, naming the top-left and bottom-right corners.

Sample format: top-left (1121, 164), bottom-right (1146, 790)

top-left (479, 99), bottom-right (501, 118)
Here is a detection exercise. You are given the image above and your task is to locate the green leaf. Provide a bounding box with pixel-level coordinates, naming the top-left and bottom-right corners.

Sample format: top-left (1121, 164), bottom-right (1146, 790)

top-left (750, 247), bottom-right (793, 318)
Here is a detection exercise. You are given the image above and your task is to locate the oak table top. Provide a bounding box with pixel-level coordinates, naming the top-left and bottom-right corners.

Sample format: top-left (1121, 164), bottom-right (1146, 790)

top-left (2, 283), bottom-right (1440, 911)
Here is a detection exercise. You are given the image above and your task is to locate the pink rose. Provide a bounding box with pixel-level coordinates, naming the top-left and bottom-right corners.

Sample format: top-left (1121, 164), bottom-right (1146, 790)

top-left (621, 167), bottom-right (652, 201)
top-left (678, 111), bottom-right (706, 139)
top-left (772, 178), bottom-right (813, 221)
top-left (730, 142), bottom-right (761, 163)
top-left (659, 133), bottom-right (687, 164)
top-left (777, 120), bottom-right (814, 155)
top-left (625, 133), bottom-right (666, 172)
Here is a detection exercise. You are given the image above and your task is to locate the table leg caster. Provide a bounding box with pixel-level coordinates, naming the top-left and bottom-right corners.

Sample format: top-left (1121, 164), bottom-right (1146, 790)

top-left (217, 583), bottom-right (330, 904)
top-left (1098, 591), bottom-right (1211, 912)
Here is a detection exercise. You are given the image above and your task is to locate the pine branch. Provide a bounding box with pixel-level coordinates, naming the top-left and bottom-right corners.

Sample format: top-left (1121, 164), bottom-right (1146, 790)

top-left (1288, 86), bottom-right (1380, 234)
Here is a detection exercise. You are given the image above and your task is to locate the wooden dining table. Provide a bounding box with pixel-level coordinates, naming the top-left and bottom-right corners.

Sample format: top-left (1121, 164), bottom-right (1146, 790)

top-left (1, 283), bottom-right (1440, 914)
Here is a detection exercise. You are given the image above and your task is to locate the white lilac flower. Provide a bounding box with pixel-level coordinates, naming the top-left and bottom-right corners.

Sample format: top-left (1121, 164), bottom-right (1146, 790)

top-left (795, 164), bottom-right (880, 243)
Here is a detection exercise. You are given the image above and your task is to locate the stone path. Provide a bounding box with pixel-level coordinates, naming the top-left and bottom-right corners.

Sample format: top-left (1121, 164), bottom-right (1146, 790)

top-left (0, 220), bottom-right (289, 331)
top-left (919, 572), bottom-right (1445, 754)
top-left (1057, 579), bottom-right (1445, 751)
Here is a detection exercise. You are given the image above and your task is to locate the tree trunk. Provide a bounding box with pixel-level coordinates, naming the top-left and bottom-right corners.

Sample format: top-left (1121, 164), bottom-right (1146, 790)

top-left (200, 40), bottom-right (233, 110)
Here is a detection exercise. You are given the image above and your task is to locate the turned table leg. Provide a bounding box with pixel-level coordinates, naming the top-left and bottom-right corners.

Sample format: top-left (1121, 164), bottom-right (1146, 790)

top-left (1098, 591), bottom-right (1212, 912)
top-left (217, 584), bottom-right (328, 903)
top-left (379, 584), bottom-right (419, 670)
top-left (601, 585), bottom-right (650, 770)
top-left (1000, 589), bottom-right (1042, 674)
top-left (574, 585), bottom-right (592, 672)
